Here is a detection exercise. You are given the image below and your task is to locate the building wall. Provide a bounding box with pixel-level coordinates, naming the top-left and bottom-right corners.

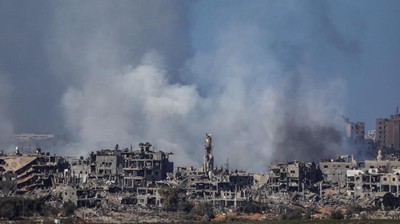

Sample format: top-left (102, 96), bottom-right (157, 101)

top-left (344, 118), bottom-right (365, 141)
top-left (376, 115), bottom-right (400, 150)
top-left (319, 156), bottom-right (356, 185)
top-left (364, 160), bottom-right (400, 173)
top-left (380, 172), bottom-right (400, 196)
top-left (96, 155), bottom-right (120, 175)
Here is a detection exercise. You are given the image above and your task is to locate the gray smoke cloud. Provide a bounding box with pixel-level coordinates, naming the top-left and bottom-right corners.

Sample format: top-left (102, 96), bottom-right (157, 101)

top-left (1, 1), bottom-right (382, 170)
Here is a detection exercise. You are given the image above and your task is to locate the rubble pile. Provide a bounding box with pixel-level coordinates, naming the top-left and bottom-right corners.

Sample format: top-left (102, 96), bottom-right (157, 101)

top-left (1, 133), bottom-right (400, 222)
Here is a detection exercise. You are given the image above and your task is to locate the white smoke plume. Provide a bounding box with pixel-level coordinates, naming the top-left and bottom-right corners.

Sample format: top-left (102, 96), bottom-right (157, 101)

top-left (60, 20), bottom-right (347, 170)
top-left (5, 1), bottom-right (391, 171)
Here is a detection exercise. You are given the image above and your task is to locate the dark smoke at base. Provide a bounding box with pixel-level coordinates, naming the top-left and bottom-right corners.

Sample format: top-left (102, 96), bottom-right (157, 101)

top-left (269, 74), bottom-right (344, 162)
top-left (273, 123), bottom-right (342, 162)
top-left (5, 1), bottom-right (395, 171)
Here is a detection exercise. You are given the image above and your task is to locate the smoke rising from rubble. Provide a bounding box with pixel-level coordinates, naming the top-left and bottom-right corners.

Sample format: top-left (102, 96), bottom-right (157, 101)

top-left (4, 1), bottom-right (399, 170)
top-left (57, 0), bottom-right (348, 169)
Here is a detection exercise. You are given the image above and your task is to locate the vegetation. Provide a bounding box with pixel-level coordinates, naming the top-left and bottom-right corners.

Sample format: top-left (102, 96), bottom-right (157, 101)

top-left (159, 187), bottom-right (214, 221)
top-left (190, 202), bottom-right (214, 221)
top-left (237, 201), bottom-right (268, 213)
top-left (178, 199), bottom-right (194, 213)
top-left (159, 187), bottom-right (179, 211)
top-left (159, 186), bottom-right (193, 213)
top-left (210, 221), bottom-right (400, 224)
top-left (0, 197), bottom-right (53, 219)
top-left (330, 210), bottom-right (344, 220)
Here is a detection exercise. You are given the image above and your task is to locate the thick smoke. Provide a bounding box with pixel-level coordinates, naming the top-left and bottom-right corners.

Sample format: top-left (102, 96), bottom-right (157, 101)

top-left (5, 1), bottom-right (399, 170)
top-left (61, 52), bottom-right (201, 165)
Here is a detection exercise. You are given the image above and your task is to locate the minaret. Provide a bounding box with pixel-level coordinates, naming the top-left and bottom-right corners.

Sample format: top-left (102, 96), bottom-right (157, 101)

top-left (203, 132), bottom-right (214, 173)
top-left (377, 148), bottom-right (382, 161)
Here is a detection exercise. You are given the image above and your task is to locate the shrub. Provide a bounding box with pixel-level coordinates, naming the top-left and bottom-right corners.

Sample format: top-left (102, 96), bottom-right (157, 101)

top-left (238, 201), bottom-right (267, 213)
top-left (287, 209), bottom-right (302, 220)
top-left (190, 202), bottom-right (214, 220)
top-left (331, 210), bottom-right (344, 220)
top-left (159, 187), bottom-right (193, 213)
top-left (178, 200), bottom-right (193, 213)
top-left (0, 197), bottom-right (48, 219)
top-left (159, 187), bottom-right (179, 211)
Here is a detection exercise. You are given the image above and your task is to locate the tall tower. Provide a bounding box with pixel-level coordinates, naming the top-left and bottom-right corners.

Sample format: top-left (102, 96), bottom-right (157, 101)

top-left (203, 132), bottom-right (214, 173)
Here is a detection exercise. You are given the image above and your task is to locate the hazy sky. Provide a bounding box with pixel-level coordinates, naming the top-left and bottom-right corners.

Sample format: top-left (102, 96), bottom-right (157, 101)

top-left (190, 0), bottom-right (400, 128)
top-left (0, 1), bottom-right (399, 170)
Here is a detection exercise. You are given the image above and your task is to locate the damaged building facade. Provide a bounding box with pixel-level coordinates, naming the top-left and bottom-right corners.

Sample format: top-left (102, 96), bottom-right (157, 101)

top-left (0, 148), bottom-right (68, 195)
top-left (4, 132), bottom-right (400, 218)
top-left (266, 161), bottom-right (319, 193)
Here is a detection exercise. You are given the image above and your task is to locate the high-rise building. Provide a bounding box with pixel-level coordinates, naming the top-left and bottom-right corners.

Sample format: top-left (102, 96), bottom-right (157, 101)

top-left (344, 118), bottom-right (365, 142)
top-left (376, 114), bottom-right (400, 150)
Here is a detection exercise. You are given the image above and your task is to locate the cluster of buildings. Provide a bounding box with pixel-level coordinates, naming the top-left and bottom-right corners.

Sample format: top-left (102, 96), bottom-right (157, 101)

top-left (0, 134), bottom-right (255, 210)
top-left (344, 112), bottom-right (400, 157)
top-left (0, 133), bottom-right (399, 212)
top-left (0, 112), bottom-right (400, 214)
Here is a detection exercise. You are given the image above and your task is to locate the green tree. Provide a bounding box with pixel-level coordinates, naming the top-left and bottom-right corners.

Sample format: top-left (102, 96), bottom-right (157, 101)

top-left (178, 199), bottom-right (193, 213)
top-left (159, 187), bottom-right (179, 211)
top-left (190, 202), bottom-right (214, 220)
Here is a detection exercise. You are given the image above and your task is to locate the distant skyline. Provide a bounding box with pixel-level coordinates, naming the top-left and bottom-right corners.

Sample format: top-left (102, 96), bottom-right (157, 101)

top-left (0, 1), bottom-right (399, 169)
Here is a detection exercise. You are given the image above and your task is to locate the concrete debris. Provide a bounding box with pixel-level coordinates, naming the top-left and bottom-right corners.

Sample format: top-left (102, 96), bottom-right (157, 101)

top-left (2, 134), bottom-right (400, 222)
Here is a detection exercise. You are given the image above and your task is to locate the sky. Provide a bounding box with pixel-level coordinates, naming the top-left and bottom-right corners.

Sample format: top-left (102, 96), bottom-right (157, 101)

top-left (0, 1), bottom-right (399, 170)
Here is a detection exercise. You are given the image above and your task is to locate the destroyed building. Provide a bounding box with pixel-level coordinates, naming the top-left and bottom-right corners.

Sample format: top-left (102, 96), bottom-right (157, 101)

top-left (5, 131), bottom-right (400, 222)
top-left (121, 142), bottom-right (174, 191)
top-left (0, 171), bottom-right (16, 196)
top-left (266, 161), bottom-right (319, 193)
top-left (380, 170), bottom-right (400, 196)
top-left (346, 168), bottom-right (380, 197)
top-left (67, 157), bottom-right (92, 186)
top-left (0, 148), bottom-right (68, 194)
top-left (137, 185), bottom-right (163, 208)
top-left (60, 142), bottom-right (174, 207)
top-left (319, 155), bottom-right (357, 185)
top-left (364, 150), bottom-right (400, 172)
top-left (166, 133), bottom-right (254, 210)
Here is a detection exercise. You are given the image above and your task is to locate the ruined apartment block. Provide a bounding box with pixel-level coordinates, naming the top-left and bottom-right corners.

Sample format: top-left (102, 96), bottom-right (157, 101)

top-left (267, 161), bottom-right (319, 193)
top-left (121, 142), bottom-right (173, 191)
top-left (319, 155), bottom-right (357, 185)
top-left (346, 168), bottom-right (381, 197)
top-left (380, 170), bottom-right (400, 196)
top-left (5, 131), bottom-right (400, 214)
top-left (0, 148), bottom-right (68, 195)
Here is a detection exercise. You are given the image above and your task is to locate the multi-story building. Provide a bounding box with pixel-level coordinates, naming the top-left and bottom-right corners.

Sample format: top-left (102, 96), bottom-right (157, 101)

top-left (346, 168), bottom-right (380, 197)
top-left (0, 148), bottom-right (68, 194)
top-left (267, 161), bottom-right (318, 192)
top-left (95, 149), bottom-right (123, 176)
top-left (380, 170), bottom-right (400, 196)
top-left (364, 154), bottom-right (400, 173)
top-left (376, 114), bottom-right (400, 151)
top-left (121, 142), bottom-right (174, 191)
top-left (344, 118), bottom-right (365, 142)
top-left (319, 155), bottom-right (357, 185)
